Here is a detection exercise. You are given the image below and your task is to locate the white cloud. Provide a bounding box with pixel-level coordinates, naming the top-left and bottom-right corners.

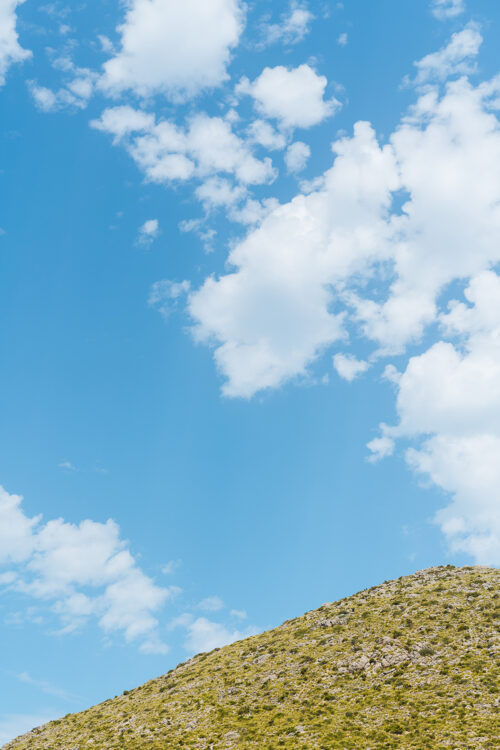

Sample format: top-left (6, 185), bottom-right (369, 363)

top-left (195, 177), bottom-right (246, 210)
top-left (198, 595), bottom-right (224, 612)
top-left (285, 141), bottom-right (310, 173)
top-left (0, 713), bottom-right (56, 747)
top-left (161, 559), bottom-right (181, 575)
top-left (137, 218), bottom-right (159, 245)
top-left (28, 84), bottom-right (59, 112)
top-left (367, 435), bottom-right (395, 463)
top-left (188, 120), bottom-right (398, 397)
top-left (58, 460), bottom-right (77, 471)
top-left (183, 617), bottom-right (256, 654)
top-left (148, 279), bottom-right (190, 319)
top-left (228, 196), bottom-right (280, 226)
top-left (0, 0), bottom-right (31, 86)
top-left (248, 120), bottom-right (287, 151)
top-left (139, 637), bottom-right (169, 655)
top-left (99, 0), bottom-right (244, 99)
top-left (91, 108), bottom-right (275, 189)
top-left (186, 113), bottom-right (275, 183)
top-left (98, 34), bottom-right (114, 54)
top-left (376, 271), bottom-right (500, 562)
top-left (28, 65), bottom-right (97, 112)
top-left (337, 32), bottom-right (348, 47)
top-left (230, 608), bottom-right (247, 619)
top-left (236, 64), bottom-right (340, 130)
top-left (431, 0), bottom-right (465, 21)
top-left (0, 486), bottom-right (40, 565)
top-left (17, 672), bottom-right (76, 703)
top-left (333, 353), bottom-right (369, 381)
top-left (411, 26), bottom-right (482, 86)
top-left (0, 486), bottom-right (172, 651)
top-left (90, 105), bottom-right (155, 141)
top-left (407, 434), bottom-right (500, 563)
top-left (261, 2), bottom-right (313, 46)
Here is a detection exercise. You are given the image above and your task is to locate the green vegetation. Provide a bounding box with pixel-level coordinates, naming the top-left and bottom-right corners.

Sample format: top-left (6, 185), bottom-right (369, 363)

top-left (5, 566), bottom-right (499, 749)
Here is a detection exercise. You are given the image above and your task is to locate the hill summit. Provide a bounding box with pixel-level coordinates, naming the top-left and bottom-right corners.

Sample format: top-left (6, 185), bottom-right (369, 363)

top-left (5, 565), bottom-right (499, 749)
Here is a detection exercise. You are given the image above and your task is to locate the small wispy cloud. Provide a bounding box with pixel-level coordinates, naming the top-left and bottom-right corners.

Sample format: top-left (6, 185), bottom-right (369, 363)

top-left (148, 279), bottom-right (190, 319)
top-left (58, 460), bottom-right (77, 472)
top-left (198, 596), bottom-right (224, 612)
top-left (230, 609), bottom-right (247, 620)
top-left (136, 218), bottom-right (160, 246)
top-left (162, 559), bottom-right (181, 575)
top-left (16, 672), bottom-right (79, 703)
top-left (430, 0), bottom-right (465, 21)
top-left (260, 2), bottom-right (314, 47)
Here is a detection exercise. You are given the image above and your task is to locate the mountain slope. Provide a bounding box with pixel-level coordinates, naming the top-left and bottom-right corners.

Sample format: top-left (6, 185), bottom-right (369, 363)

top-left (5, 565), bottom-right (499, 749)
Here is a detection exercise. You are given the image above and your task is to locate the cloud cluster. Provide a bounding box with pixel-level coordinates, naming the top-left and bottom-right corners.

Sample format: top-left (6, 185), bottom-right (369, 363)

top-left (91, 106), bottom-right (277, 216)
top-left (0, 0), bottom-right (31, 86)
top-left (29, 56), bottom-right (97, 112)
top-left (0, 486), bottom-right (173, 652)
top-left (186, 28), bottom-right (500, 562)
top-left (189, 29), bottom-right (500, 393)
top-left (188, 119), bottom-right (397, 396)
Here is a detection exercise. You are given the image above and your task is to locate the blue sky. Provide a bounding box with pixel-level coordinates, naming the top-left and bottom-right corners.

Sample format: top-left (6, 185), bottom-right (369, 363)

top-left (2, 0), bottom-right (500, 742)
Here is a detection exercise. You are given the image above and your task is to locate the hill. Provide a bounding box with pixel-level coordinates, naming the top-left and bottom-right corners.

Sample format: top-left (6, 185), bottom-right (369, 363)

top-left (4, 565), bottom-right (499, 749)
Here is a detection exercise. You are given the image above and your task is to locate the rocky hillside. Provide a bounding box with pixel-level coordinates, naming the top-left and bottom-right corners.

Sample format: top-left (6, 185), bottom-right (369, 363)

top-left (5, 566), bottom-right (499, 749)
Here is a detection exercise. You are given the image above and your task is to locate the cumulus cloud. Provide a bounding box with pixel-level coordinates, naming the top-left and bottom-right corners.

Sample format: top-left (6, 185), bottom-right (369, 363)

top-left (236, 64), bottom-right (340, 130)
top-left (260, 2), bottom-right (313, 46)
top-left (0, 486), bottom-right (172, 651)
top-left (430, 0), bottom-right (465, 20)
top-left (0, 0), bottom-right (31, 86)
top-left (99, 0), bottom-right (244, 99)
